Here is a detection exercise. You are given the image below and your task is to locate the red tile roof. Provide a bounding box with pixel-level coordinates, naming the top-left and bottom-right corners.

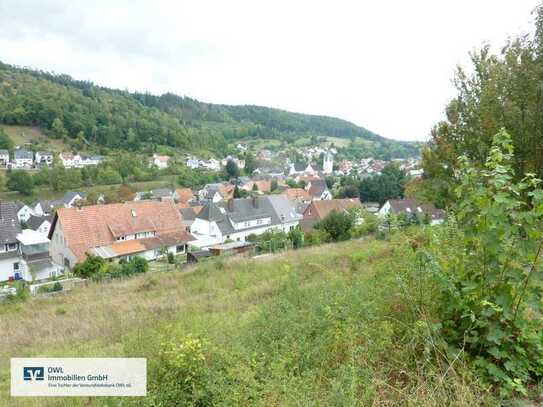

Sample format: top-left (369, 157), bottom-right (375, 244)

top-left (283, 188), bottom-right (311, 201)
top-left (175, 188), bottom-right (194, 204)
top-left (54, 201), bottom-right (193, 262)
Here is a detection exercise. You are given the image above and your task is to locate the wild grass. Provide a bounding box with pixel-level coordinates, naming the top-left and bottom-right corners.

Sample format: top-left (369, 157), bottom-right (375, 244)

top-left (0, 235), bottom-right (496, 406)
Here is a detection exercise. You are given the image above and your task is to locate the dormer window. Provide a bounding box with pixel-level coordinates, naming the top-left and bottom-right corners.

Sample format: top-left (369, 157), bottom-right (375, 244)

top-left (131, 210), bottom-right (137, 217)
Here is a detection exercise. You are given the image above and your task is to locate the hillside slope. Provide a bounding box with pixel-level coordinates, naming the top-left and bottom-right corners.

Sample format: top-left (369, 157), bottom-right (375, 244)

top-left (0, 237), bottom-right (490, 406)
top-left (0, 61), bottom-right (419, 158)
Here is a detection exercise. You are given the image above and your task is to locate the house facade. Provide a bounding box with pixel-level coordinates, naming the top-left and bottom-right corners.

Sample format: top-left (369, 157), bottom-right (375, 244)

top-left (0, 150), bottom-right (9, 166)
top-left (0, 203), bottom-right (60, 282)
top-left (14, 148), bottom-right (33, 168)
top-left (35, 151), bottom-right (54, 166)
top-left (300, 198), bottom-right (363, 232)
top-left (48, 201), bottom-right (194, 270)
top-left (306, 180), bottom-right (332, 200)
top-left (190, 195), bottom-right (301, 247)
top-left (378, 198), bottom-right (446, 225)
top-left (152, 154), bottom-right (170, 169)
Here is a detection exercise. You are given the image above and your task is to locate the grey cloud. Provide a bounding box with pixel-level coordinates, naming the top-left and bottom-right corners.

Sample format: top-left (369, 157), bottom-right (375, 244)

top-left (0, 0), bottom-right (211, 65)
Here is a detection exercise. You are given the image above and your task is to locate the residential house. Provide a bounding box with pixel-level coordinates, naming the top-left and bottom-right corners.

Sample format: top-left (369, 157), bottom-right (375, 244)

top-left (134, 188), bottom-right (176, 202)
top-left (339, 160), bottom-right (353, 174)
top-left (26, 215), bottom-right (53, 236)
top-left (288, 162), bottom-right (316, 177)
top-left (242, 179), bottom-right (272, 194)
top-left (0, 150), bottom-right (9, 166)
top-left (59, 152), bottom-right (83, 168)
top-left (190, 195), bottom-right (301, 247)
top-left (300, 198), bottom-right (363, 232)
top-left (236, 143), bottom-right (248, 152)
top-left (200, 158), bottom-right (221, 171)
top-left (306, 179), bottom-right (332, 200)
top-left (0, 202), bottom-right (23, 281)
top-left (254, 166), bottom-right (285, 177)
top-left (257, 149), bottom-right (273, 161)
top-left (48, 201), bottom-right (194, 270)
top-left (221, 156), bottom-right (246, 169)
top-left (151, 154), bottom-right (170, 169)
top-left (0, 202), bottom-right (60, 282)
top-left (175, 188), bottom-right (194, 204)
top-left (378, 198), bottom-right (446, 225)
top-left (186, 157), bottom-right (200, 169)
top-left (35, 151), bottom-right (54, 166)
top-left (179, 207), bottom-right (198, 231)
top-left (14, 148), bottom-right (33, 168)
top-left (199, 183), bottom-right (235, 202)
top-left (16, 229), bottom-right (62, 281)
top-left (32, 199), bottom-right (64, 216)
top-left (283, 188), bottom-right (311, 203)
top-left (80, 155), bottom-right (104, 166)
top-left (15, 202), bottom-right (34, 223)
top-left (63, 191), bottom-right (88, 208)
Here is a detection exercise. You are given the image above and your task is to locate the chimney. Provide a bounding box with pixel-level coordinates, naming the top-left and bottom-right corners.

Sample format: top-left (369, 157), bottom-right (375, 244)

top-left (227, 198), bottom-right (234, 212)
top-left (252, 196), bottom-right (258, 208)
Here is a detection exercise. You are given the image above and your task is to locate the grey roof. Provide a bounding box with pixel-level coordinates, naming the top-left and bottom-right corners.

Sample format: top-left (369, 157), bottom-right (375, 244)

top-left (63, 191), bottom-right (87, 205)
top-left (26, 215), bottom-right (52, 231)
top-left (267, 195), bottom-right (303, 223)
top-left (35, 199), bottom-right (64, 213)
top-left (197, 196), bottom-right (299, 236)
top-left (151, 188), bottom-right (174, 198)
top-left (36, 151), bottom-right (53, 156)
top-left (0, 201), bottom-right (22, 244)
top-left (386, 199), bottom-right (446, 220)
top-left (308, 179), bottom-right (328, 197)
top-left (0, 149), bottom-right (8, 156)
top-left (14, 149), bottom-right (33, 159)
top-left (179, 207), bottom-right (197, 222)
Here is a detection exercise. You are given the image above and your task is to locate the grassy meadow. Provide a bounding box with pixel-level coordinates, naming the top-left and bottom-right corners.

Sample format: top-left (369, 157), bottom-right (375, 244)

top-left (0, 235), bottom-right (494, 406)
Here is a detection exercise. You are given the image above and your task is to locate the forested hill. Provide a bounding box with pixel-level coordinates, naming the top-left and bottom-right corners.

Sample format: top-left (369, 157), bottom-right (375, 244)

top-left (0, 61), bottom-right (419, 157)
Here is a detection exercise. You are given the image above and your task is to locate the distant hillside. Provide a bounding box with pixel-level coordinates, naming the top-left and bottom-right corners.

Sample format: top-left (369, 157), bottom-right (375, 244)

top-left (0, 61), bottom-right (419, 158)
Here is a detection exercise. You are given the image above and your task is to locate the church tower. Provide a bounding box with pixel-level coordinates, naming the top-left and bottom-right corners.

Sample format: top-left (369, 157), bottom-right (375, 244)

top-left (323, 152), bottom-right (333, 174)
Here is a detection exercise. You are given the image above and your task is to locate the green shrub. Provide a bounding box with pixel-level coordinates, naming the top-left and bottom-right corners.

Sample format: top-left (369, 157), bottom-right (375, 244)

top-left (167, 252), bottom-right (175, 264)
top-left (420, 130), bottom-right (543, 396)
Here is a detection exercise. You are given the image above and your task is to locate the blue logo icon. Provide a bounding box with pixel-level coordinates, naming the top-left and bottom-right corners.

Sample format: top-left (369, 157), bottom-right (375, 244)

top-left (23, 367), bottom-right (44, 381)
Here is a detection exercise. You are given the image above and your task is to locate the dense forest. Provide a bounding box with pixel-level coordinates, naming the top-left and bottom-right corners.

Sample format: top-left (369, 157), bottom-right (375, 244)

top-left (0, 61), bottom-right (419, 158)
top-left (420, 4), bottom-right (543, 206)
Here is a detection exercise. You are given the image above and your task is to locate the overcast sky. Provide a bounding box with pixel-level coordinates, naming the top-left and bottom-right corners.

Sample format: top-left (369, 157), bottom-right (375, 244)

top-left (0, 1), bottom-right (540, 141)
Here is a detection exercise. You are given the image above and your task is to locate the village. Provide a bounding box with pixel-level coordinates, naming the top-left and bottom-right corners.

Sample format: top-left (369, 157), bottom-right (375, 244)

top-left (0, 141), bottom-right (443, 300)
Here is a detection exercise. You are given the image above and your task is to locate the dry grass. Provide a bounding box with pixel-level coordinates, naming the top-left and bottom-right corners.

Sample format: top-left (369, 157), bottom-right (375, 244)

top-left (0, 125), bottom-right (70, 153)
top-left (0, 238), bottom-right (495, 406)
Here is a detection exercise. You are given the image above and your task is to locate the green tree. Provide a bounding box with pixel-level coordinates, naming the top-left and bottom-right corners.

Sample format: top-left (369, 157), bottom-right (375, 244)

top-left (73, 255), bottom-right (106, 278)
top-left (422, 130), bottom-right (543, 395)
top-left (0, 128), bottom-right (13, 150)
top-left (225, 159), bottom-right (240, 178)
top-left (244, 152), bottom-right (257, 175)
top-left (315, 210), bottom-right (353, 241)
top-left (51, 117), bottom-right (67, 139)
top-left (6, 170), bottom-right (34, 195)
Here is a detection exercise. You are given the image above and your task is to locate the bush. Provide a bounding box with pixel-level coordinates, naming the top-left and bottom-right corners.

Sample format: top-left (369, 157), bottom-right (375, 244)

top-left (420, 130), bottom-right (543, 396)
top-left (315, 210), bottom-right (353, 242)
top-left (167, 252), bottom-right (175, 264)
top-left (75, 255), bottom-right (148, 281)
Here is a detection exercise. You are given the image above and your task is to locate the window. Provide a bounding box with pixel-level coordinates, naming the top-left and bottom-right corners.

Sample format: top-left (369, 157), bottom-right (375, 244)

top-left (13, 262), bottom-right (19, 271)
top-left (257, 219), bottom-right (263, 225)
top-left (176, 245), bottom-right (185, 254)
top-left (7, 243), bottom-right (17, 251)
top-left (244, 222), bottom-right (250, 228)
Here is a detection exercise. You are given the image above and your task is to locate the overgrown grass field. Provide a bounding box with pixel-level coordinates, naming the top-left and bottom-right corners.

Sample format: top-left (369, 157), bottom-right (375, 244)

top-left (0, 235), bottom-right (493, 406)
